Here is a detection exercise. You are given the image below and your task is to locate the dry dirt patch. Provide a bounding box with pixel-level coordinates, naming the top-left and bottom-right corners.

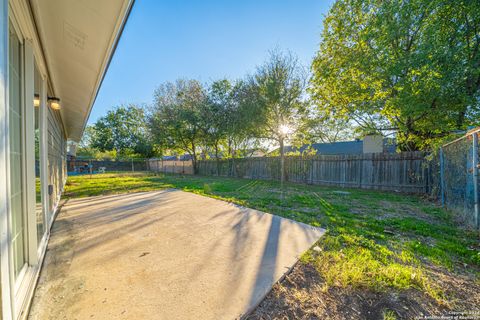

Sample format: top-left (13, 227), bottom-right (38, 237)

top-left (248, 263), bottom-right (480, 320)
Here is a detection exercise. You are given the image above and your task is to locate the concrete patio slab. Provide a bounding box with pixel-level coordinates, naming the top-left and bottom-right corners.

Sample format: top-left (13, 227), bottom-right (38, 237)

top-left (28, 190), bottom-right (325, 320)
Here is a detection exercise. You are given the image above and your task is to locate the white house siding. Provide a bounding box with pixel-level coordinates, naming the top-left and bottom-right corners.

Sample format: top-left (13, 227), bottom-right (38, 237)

top-left (0, 1), bottom-right (133, 318)
top-left (47, 107), bottom-right (66, 222)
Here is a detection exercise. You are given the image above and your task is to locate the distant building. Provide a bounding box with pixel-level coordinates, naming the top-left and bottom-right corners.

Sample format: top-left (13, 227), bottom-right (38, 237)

top-left (179, 154), bottom-right (194, 161)
top-left (158, 154), bottom-right (194, 161)
top-left (243, 149), bottom-right (267, 158)
top-left (248, 150), bottom-right (267, 157)
top-left (363, 135), bottom-right (386, 153)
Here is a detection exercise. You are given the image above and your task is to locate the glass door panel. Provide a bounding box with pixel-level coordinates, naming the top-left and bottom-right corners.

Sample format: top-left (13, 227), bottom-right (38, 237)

top-left (33, 62), bottom-right (45, 243)
top-left (8, 23), bottom-right (27, 280)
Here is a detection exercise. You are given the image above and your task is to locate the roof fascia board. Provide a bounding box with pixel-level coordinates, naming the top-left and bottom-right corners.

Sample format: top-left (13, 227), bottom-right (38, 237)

top-left (77, 0), bottom-right (135, 142)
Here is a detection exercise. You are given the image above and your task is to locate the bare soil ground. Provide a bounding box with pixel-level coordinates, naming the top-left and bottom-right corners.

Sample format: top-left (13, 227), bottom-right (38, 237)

top-left (248, 259), bottom-right (480, 320)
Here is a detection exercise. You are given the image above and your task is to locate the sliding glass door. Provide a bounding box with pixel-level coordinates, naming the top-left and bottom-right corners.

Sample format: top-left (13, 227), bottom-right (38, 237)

top-left (34, 62), bottom-right (45, 245)
top-left (5, 9), bottom-right (50, 320)
top-left (8, 22), bottom-right (27, 283)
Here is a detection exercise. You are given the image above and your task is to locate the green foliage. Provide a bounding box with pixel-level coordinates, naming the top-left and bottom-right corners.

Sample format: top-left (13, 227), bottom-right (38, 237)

top-left (383, 310), bottom-right (397, 320)
top-left (222, 80), bottom-right (265, 158)
top-left (201, 79), bottom-right (232, 159)
top-left (299, 111), bottom-right (358, 144)
top-left (310, 0), bottom-right (480, 150)
top-left (148, 78), bottom-right (267, 171)
top-left (85, 104), bottom-right (154, 158)
top-left (248, 49), bottom-right (308, 151)
top-left (149, 79), bottom-right (206, 172)
top-left (201, 79), bottom-right (260, 159)
top-left (203, 183), bottom-right (212, 194)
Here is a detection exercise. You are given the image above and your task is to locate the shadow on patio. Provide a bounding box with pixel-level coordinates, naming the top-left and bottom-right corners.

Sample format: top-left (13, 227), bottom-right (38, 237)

top-left (28, 189), bottom-right (324, 320)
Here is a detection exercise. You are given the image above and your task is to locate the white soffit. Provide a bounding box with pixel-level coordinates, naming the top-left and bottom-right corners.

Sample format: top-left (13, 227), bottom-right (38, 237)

top-left (30, 0), bottom-right (134, 141)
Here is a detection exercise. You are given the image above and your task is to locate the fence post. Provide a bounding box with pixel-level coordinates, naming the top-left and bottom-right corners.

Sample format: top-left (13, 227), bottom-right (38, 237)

top-left (131, 158), bottom-right (134, 172)
top-left (472, 133), bottom-right (479, 229)
top-left (358, 155), bottom-right (363, 189)
top-left (310, 157), bottom-right (315, 184)
top-left (424, 158), bottom-right (429, 194)
top-left (439, 147), bottom-right (445, 206)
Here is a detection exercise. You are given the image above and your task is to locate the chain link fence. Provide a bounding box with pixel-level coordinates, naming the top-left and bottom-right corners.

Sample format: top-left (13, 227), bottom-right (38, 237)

top-left (67, 158), bottom-right (148, 174)
top-left (439, 129), bottom-right (479, 229)
top-left (147, 159), bottom-right (194, 174)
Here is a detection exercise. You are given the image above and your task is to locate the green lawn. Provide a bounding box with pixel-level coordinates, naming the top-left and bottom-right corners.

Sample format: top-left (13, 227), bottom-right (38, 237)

top-left (64, 172), bottom-right (480, 307)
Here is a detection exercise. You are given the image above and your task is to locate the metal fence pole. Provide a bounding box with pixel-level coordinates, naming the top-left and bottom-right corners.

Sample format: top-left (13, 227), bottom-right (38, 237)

top-left (472, 133), bottom-right (479, 229)
top-left (439, 147), bottom-right (445, 206)
top-left (89, 159), bottom-right (92, 178)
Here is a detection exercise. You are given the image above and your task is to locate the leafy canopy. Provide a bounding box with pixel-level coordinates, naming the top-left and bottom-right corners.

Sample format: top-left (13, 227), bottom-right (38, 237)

top-left (249, 49), bottom-right (308, 150)
top-left (310, 0), bottom-right (480, 150)
top-left (149, 79), bottom-right (206, 170)
top-left (86, 104), bottom-right (154, 158)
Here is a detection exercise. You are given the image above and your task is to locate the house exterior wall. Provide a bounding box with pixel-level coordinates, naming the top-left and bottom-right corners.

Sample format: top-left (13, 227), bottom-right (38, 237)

top-left (0, 1), bottom-right (132, 318)
top-left (0, 2), bottom-right (68, 319)
top-left (46, 107), bottom-right (66, 222)
top-left (363, 135), bottom-right (384, 154)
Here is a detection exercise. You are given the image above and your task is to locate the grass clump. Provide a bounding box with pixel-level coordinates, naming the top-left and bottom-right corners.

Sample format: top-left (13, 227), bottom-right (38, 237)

top-left (383, 309), bottom-right (397, 320)
top-left (314, 233), bottom-right (444, 302)
top-left (203, 183), bottom-right (213, 194)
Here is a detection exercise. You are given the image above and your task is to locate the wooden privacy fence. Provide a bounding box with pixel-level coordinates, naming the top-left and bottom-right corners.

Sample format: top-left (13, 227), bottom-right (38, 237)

top-left (195, 152), bottom-right (429, 193)
top-left (147, 159), bottom-right (194, 175)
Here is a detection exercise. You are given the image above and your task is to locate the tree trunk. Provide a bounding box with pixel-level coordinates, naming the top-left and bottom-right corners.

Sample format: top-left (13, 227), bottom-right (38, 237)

top-left (215, 143), bottom-right (220, 176)
top-left (227, 139), bottom-right (233, 158)
top-left (280, 137), bottom-right (285, 192)
top-left (192, 156), bottom-right (199, 174)
top-left (191, 142), bottom-right (199, 174)
top-left (231, 142), bottom-right (237, 177)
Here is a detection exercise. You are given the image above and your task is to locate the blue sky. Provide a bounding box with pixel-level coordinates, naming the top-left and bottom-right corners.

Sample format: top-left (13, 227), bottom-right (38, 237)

top-left (89, 0), bottom-right (335, 123)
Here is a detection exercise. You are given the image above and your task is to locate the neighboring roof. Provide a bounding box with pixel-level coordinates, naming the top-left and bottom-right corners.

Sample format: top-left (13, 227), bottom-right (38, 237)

top-left (179, 154), bottom-right (193, 161)
top-left (314, 141), bottom-right (362, 154)
top-left (162, 155), bottom-right (178, 161)
top-left (282, 139), bottom-right (396, 155)
top-left (30, 0), bottom-right (135, 142)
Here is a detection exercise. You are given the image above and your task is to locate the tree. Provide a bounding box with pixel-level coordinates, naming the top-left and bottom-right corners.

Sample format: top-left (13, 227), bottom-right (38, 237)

top-left (310, 0), bottom-right (480, 151)
top-left (200, 79), bottom-right (265, 158)
top-left (149, 79), bottom-right (206, 173)
top-left (200, 79), bottom-right (231, 173)
top-left (249, 49), bottom-right (308, 187)
top-left (89, 104), bottom-right (154, 158)
top-left (301, 111), bottom-right (357, 144)
top-left (76, 125), bottom-right (96, 157)
top-left (228, 80), bottom-right (265, 157)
